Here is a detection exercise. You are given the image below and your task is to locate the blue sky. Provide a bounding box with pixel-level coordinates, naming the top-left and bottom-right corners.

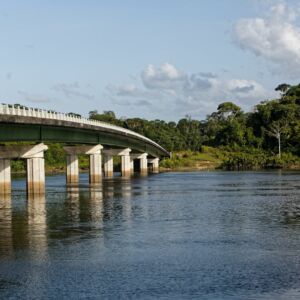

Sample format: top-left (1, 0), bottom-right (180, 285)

top-left (1, 0), bottom-right (300, 120)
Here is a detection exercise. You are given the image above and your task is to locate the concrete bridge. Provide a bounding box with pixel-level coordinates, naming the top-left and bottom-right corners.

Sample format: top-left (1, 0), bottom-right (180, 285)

top-left (0, 104), bottom-right (169, 195)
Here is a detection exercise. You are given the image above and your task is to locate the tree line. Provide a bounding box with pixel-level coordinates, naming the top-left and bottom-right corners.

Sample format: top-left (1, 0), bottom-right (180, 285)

top-left (8, 83), bottom-right (300, 171)
top-left (89, 83), bottom-right (300, 159)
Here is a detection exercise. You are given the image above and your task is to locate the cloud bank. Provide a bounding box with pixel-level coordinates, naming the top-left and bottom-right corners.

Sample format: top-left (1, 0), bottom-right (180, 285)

top-left (106, 63), bottom-right (275, 120)
top-left (234, 1), bottom-right (300, 77)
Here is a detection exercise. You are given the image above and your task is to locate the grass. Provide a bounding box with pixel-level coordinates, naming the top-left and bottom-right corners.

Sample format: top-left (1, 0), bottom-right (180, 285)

top-left (160, 146), bottom-right (300, 171)
top-left (160, 147), bottom-right (222, 170)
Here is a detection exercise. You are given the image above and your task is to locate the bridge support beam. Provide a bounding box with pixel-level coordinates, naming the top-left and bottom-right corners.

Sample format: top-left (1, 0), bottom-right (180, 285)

top-left (0, 143), bottom-right (48, 194)
top-left (89, 153), bottom-right (102, 184)
top-left (27, 157), bottom-right (46, 194)
top-left (64, 145), bottom-right (103, 184)
top-left (130, 153), bottom-right (148, 174)
top-left (148, 158), bottom-right (159, 173)
top-left (130, 157), bottom-right (134, 174)
top-left (66, 154), bottom-right (79, 184)
top-left (103, 155), bottom-right (113, 177)
top-left (103, 148), bottom-right (131, 177)
top-left (121, 154), bottom-right (131, 177)
top-left (0, 159), bottom-right (11, 195)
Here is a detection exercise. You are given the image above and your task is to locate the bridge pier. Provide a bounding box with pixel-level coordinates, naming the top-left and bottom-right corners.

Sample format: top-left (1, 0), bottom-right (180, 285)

top-left (0, 159), bottom-right (11, 195)
top-left (66, 154), bottom-right (79, 184)
top-left (130, 157), bottom-right (134, 174)
top-left (103, 154), bottom-right (113, 177)
top-left (0, 143), bottom-right (48, 195)
top-left (148, 158), bottom-right (159, 173)
top-left (27, 157), bottom-right (46, 194)
top-left (121, 154), bottom-right (131, 177)
top-left (89, 153), bottom-right (102, 184)
top-left (130, 153), bottom-right (148, 174)
top-left (103, 148), bottom-right (131, 177)
top-left (64, 145), bottom-right (103, 184)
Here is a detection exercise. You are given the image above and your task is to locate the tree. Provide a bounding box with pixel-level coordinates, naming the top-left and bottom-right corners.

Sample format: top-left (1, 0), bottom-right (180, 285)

top-left (265, 121), bottom-right (288, 158)
top-left (89, 110), bottom-right (98, 118)
top-left (275, 83), bottom-right (291, 94)
top-left (217, 102), bottom-right (241, 120)
top-left (67, 112), bottom-right (81, 118)
top-left (103, 111), bottom-right (116, 119)
top-left (89, 110), bottom-right (120, 125)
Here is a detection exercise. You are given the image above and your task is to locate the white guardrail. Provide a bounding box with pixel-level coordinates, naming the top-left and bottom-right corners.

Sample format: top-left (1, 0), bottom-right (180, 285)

top-left (0, 104), bottom-right (164, 150)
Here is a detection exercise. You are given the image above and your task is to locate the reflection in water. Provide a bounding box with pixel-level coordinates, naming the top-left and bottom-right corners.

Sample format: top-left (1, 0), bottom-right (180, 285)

top-left (120, 179), bottom-right (132, 223)
top-left (1, 172), bottom-right (300, 299)
top-left (25, 193), bottom-right (48, 299)
top-left (89, 184), bottom-right (103, 223)
top-left (27, 193), bottom-right (47, 260)
top-left (101, 178), bottom-right (134, 224)
top-left (102, 181), bottom-right (115, 221)
top-left (0, 194), bottom-right (12, 258)
top-left (66, 186), bottom-right (80, 223)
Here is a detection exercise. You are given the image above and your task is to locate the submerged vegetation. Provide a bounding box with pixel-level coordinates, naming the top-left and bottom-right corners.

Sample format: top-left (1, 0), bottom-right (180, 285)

top-left (8, 83), bottom-right (300, 172)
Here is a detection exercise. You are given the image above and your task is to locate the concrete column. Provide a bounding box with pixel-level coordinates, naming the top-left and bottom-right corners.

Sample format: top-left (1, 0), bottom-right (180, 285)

top-left (27, 157), bottom-right (46, 194)
top-left (0, 159), bottom-right (11, 195)
top-left (66, 154), bottom-right (79, 184)
top-left (121, 154), bottom-right (131, 177)
top-left (64, 144), bottom-right (103, 184)
top-left (0, 143), bottom-right (48, 195)
top-left (89, 153), bottom-right (102, 184)
top-left (104, 155), bottom-right (113, 177)
top-left (139, 154), bottom-right (148, 174)
top-left (130, 157), bottom-right (134, 174)
top-left (149, 158), bottom-right (159, 173)
top-left (130, 153), bottom-right (148, 174)
top-left (103, 148), bottom-right (131, 177)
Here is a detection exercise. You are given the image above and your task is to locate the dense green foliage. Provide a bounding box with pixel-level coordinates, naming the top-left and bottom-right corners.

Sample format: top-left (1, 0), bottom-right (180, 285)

top-left (88, 84), bottom-right (300, 169)
top-left (8, 83), bottom-right (300, 172)
top-left (89, 111), bottom-right (202, 152)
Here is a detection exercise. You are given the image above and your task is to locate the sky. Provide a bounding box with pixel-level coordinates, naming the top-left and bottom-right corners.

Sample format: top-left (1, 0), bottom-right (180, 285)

top-left (1, 0), bottom-right (300, 121)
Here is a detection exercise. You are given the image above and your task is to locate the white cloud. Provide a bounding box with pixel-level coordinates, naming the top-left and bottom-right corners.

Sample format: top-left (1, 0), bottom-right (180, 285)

top-left (106, 84), bottom-right (143, 97)
top-left (18, 90), bottom-right (52, 103)
top-left (106, 63), bottom-right (275, 119)
top-left (52, 82), bottom-right (94, 100)
top-left (234, 1), bottom-right (300, 77)
top-left (141, 63), bottom-right (186, 90)
top-left (227, 79), bottom-right (262, 96)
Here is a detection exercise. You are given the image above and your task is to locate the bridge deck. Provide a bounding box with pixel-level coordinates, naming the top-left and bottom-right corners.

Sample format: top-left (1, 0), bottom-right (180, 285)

top-left (0, 106), bottom-right (169, 158)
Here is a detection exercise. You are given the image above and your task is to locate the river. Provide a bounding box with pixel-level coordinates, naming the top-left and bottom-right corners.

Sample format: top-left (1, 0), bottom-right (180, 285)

top-left (1, 171), bottom-right (300, 299)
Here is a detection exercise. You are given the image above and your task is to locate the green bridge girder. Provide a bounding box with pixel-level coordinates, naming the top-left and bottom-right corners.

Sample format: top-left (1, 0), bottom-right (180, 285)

top-left (0, 115), bottom-right (170, 158)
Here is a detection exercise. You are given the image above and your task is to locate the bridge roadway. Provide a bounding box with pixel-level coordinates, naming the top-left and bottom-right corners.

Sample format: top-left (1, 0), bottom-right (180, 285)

top-left (0, 105), bottom-right (170, 195)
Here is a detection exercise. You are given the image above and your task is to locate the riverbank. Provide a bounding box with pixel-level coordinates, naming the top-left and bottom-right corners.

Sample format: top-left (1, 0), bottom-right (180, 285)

top-left (9, 144), bottom-right (300, 174)
top-left (160, 148), bottom-right (221, 171)
top-left (160, 147), bottom-right (300, 171)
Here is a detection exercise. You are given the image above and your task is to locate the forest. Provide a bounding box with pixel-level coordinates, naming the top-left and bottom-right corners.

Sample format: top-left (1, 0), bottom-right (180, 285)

top-left (9, 83), bottom-right (300, 171)
top-left (87, 83), bottom-right (300, 170)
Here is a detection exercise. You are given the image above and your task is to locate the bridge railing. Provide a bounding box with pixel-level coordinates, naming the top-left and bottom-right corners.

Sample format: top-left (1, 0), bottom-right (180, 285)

top-left (0, 104), bottom-right (165, 151)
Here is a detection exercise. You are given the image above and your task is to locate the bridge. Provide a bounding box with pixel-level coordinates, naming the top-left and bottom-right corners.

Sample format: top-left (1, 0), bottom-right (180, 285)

top-left (0, 104), bottom-right (169, 195)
